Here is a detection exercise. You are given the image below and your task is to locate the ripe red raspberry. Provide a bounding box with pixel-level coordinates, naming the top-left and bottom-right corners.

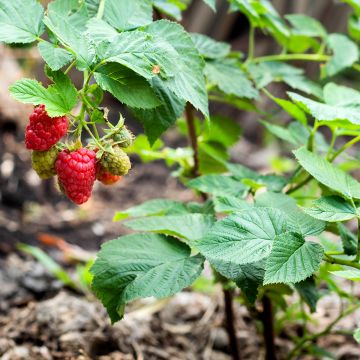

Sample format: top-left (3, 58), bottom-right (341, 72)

top-left (25, 105), bottom-right (68, 151)
top-left (55, 148), bottom-right (96, 205)
top-left (96, 164), bottom-right (122, 185)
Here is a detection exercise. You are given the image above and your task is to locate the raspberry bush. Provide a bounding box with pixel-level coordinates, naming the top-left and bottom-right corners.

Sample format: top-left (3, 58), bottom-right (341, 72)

top-left (3, 0), bottom-right (360, 358)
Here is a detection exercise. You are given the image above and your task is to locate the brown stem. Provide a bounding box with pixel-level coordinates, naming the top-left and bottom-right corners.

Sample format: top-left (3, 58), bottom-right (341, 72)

top-left (261, 296), bottom-right (277, 360)
top-left (185, 103), bottom-right (201, 178)
top-left (223, 288), bottom-right (241, 360)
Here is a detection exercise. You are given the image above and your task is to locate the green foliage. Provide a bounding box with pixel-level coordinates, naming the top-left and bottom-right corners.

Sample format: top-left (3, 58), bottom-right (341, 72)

top-left (196, 208), bottom-right (287, 266)
top-left (322, 34), bottom-right (359, 77)
top-left (304, 196), bottom-right (358, 222)
top-left (124, 214), bottom-right (215, 243)
top-left (91, 233), bottom-right (204, 323)
top-left (0, 0), bottom-right (44, 43)
top-left (264, 232), bottom-right (324, 285)
top-left (205, 59), bottom-right (258, 99)
top-left (38, 41), bottom-right (74, 71)
top-left (191, 33), bottom-right (230, 59)
top-left (188, 174), bottom-right (249, 197)
top-left (294, 147), bottom-right (360, 199)
top-left (10, 70), bottom-right (77, 117)
top-left (5, 1), bottom-right (360, 352)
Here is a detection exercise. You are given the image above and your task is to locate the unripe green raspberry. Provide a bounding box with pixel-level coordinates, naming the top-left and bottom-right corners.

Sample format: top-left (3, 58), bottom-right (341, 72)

top-left (100, 146), bottom-right (131, 176)
top-left (113, 126), bottom-right (134, 148)
top-left (31, 147), bottom-right (59, 179)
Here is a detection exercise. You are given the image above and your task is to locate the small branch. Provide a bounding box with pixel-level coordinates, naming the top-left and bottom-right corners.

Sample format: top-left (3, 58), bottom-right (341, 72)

top-left (261, 296), bottom-right (277, 360)
top-left (328, 135), bottom-right (360, 162)
top-left (356, 217), bottom-right (360, 262)
top-left (64, 60), bottom-right (76, 75)
top-left (96, 0), bottom-right (106, 19)
top-left (223, 288), bottom-right (241, 360)
top-left (246, 24), bottom-right (255, 62)
top-left (185, 103), bottom-right (200, 178)
top-left (324, 254), bottom-right (360, 270)
top-left (286, 175), bottom-right (312, 194)
top-left (251, 53), bottom-right (360, 73)
top-left (286, 304), bottom-right (360, 359)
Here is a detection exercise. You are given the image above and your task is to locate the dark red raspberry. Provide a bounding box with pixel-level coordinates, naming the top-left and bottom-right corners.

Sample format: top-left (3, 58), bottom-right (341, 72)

top-left (96, 164), bottom-right (122, 185)
top-left (55, 148), bottom-right (96, 205)
top-left (25, 105), bottom-right (68, 151)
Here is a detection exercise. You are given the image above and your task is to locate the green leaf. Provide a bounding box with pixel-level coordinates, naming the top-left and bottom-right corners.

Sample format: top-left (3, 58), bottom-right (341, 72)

top-left (202, 0), bottom-right (216, 11)
top-left (354, 328), bottom-right (360, 344)
top-left (232, 261), bottom-right (265, 303)
top-left (10, 70), bottom-right (77, 117)
top-left (264, 232), bottom-right (324, 285)
top-left (288, 91), bottom-right (360, 125)
top-left (124, 214), bottom-right (215, 243)
top-left (103, 0), bottom-right (153, 31)
top-left (38, 41), bottom-right (74, 71)
top-left (213, 196), bottom-right (253, 213)
top-left (332, 269), bottom-right (360, 281)
top-left (267, 94), bottom-right (307, 125)
top-left (85, 0), bottom-right (100, 17)
top-left (202, 116), bottom-right (242, 147)
top-left (198, 142), bottom-right (229, 174)
top-left (113, 199), bottom-right (188, 221)
top-left (228, 163), bottom-right (287, 193)
top-left (348, 14), bottom-right (360, 41)
top-left (343, 0), bottom-right (360, 16)
top-left (86, 18), bottom-right (119, 43)
top-left (255, 192), bottom-right (326, 237)
top-left (44, 1), bottom-right (94, 70)
top-left (248, 61), bottom-right (322, 98)
top-left (0, 0), bottom-right (44, 43)
top-left (323, 82), bottom-right (360, 107)
top-left (294, 147), bottom-right (360, 199)
top-left (261, 121), bottom-right (299, 146)
top-left (153, 0), bottom-right (183, 21)
top-left (94, 63), bottom-right (161, 109)
top-left (323, 34), bottom-right (359, 77)
top-left (295, 277), bottom-right (320, 313)
top-left (188, 174), bottom-right (249, 197)
top-left (191, 33), bottom-right (230, 59)
top-left (132, 77), bottom-right (185, 144)
top-left (196, 208), bottom-right (287, 266)
top-left (98, 20), bottom-right (208, 118)
top-left (338, 223), bottom-right (357, 256)
top-left (205, 59), bottom-right (258, 99)
top-left (286, 14), bottom-right (326, 38)
top-left (303, 196), bottom-right (358, 222)
top-left (91, 233), bottom-right (204, 323)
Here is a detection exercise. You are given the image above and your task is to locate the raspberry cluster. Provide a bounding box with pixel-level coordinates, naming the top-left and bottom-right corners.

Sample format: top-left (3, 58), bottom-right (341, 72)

top-left (26, 105), bottom-right (133, 205)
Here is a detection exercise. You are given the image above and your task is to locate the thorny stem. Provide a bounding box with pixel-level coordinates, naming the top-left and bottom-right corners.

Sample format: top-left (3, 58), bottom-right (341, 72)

top-left (224, 289), bottom-right (241, 360)
top-left (286, 304), bottom-right (360, 359)
top-left (261, 296), bottom-right (277, 360)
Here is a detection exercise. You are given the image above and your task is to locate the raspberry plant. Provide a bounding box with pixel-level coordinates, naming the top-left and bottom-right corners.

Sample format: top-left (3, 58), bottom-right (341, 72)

top-left (4, 0), bottom-right (360, 358)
